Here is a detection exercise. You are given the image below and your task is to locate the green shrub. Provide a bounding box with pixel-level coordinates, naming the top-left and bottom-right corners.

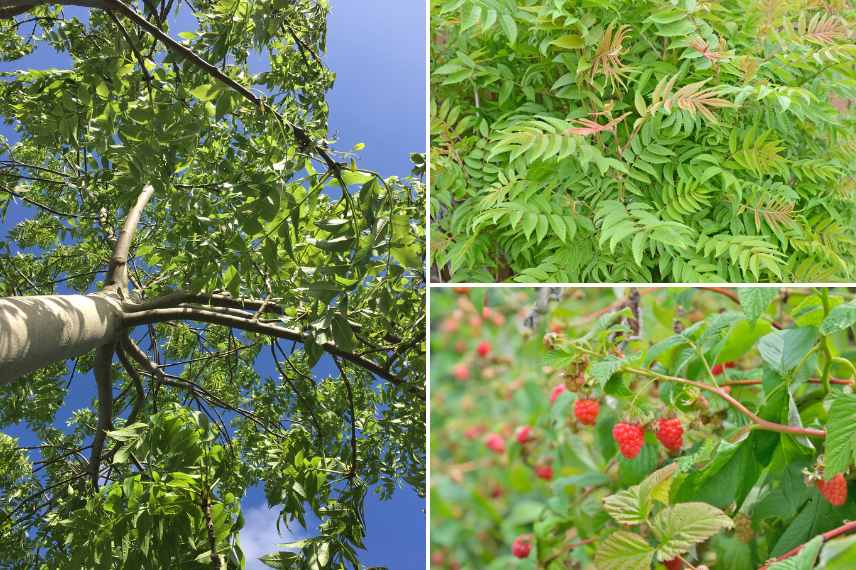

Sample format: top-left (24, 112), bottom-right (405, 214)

top-left (430, 0), bottom-right (856, 283)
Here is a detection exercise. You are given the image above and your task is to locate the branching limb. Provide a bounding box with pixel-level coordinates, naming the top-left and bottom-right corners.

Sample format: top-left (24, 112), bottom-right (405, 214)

top-left (333, 357), bottom-right (358, 478)
top-left (123, 306), bottom-right (405, 385)
top-left (104, 183), bottom-right (154, 293)
top-left (89, 343), bottom-right (114, 489)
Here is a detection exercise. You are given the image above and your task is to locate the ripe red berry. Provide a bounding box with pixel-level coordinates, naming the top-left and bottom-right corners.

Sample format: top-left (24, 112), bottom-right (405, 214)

top-left (476, 340), bottom-right (492, 358)
top-left (515, 425), bottom-right (533, 444)
top-left (482, 306), bottom-right (492, 319)
top-left (452, 364), bottom-right (470, 381)
top-left (511, 536), bottom-right (531, 559)
top-left (574, 399), bottom-right (600, 426)
top-left (549, 384), bottom-right (567, 404)
top-left (711, 361), bottom-right (736, 376)
top-left (655, 418), bottom-right (684, 452)
top-left (612, 422), bottom-right (645, 459)
top-left (664, 557), bottom-right (682, 570)
top-left (484, 433), bottom-right (505, 454)
top-left (816, 473), bottom-right (848, 506)
top-left (535, 464), bottom-right (553, 481)
top-left (453, 287), bottom-right (469, 295)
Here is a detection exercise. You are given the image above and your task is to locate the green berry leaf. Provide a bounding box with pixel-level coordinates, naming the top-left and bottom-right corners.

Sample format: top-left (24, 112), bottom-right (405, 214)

top-left (595, 531), bottom-right (655, 570)
top-left (757, 327), bottom-right (818, 374)
top-left (652, 502), bottom-right (733, 561)
top-left (825, 392), bottom-right (856, 476)
top-left (738, 288), bottom-right (779, 324)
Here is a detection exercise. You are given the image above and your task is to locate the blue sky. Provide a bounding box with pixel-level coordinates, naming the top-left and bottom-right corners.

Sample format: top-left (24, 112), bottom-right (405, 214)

top-left (0, 1), bottom-right (426, 568)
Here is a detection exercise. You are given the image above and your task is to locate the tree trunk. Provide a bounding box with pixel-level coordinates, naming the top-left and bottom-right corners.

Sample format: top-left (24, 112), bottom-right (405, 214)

top-left (0, 294), bottom-right (123, 384)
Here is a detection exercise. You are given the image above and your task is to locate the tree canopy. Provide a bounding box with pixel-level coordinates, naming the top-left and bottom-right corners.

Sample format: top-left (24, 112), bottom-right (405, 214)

top-left (0, 1), bottom-right (425, 568)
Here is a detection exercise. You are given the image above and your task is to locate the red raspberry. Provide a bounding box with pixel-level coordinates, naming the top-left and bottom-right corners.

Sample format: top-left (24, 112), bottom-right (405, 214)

top-left (511, 536), bottom-right (531, 559)
top-left (655, 418), bottom-right (684, 452)
top-left (549, 321), bottom-right (563, 333)
top-left (452, 364), bottom-right (470, 381)
top-left (816, 473), bottom-right (848, 506)
top-left (490, 484), bottom-right (503, 499)
top-left (476, 340), bottom-right (491, 357)
top-left (464, 425), bottom-right (484, 440)
top-left (482, 307), bottom-right (493, 319)
top-left (515, 425), bottom-right (533, 444)
top-left (664, 558), bottom-right (682, 570)
top-left (453, 287), bottom-right (469, 295)
top-left (574, 399), bottom-right (600, 426)
top-left (535, 464), bottom-right (553, 481)
top-left (484, 433), bottom-right (505, 454)
top-left (549, 384), bottom-right (567, 404)
top-left (711, 361), bottom-right (736, 375)
top-left (612, 422), bottom-right (645, 459)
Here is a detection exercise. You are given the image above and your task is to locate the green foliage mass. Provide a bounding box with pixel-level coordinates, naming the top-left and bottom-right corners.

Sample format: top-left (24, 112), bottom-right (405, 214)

top-left (430, 287), bottom-right (856, 569)
top-left (0, 1), bottom-right (425, 568)
top-left (430, 0), bottom-right (856, 282)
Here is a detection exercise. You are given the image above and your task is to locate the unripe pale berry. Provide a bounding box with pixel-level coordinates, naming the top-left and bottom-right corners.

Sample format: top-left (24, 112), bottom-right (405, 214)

top-left (484, 433), bottom-right (505, 454)
top-left (453, 364), bottom-right (470, 381)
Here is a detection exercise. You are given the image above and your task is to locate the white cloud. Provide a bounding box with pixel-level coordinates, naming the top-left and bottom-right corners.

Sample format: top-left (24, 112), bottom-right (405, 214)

top-left (240, 505), bottom-right (304, 570)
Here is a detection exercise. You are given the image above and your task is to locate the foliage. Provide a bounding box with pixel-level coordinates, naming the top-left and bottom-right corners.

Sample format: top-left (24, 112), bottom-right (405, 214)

top-left (430, 287), bottom-right (856, 569)
top-left (0, 1), bottom-right (425, 568)
top-left (430, 0), bottom-right (856, 282)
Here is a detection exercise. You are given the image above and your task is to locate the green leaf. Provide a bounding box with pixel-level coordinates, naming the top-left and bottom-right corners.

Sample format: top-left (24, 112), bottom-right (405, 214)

top-left (590, 356), bottom-right (624, 386)
top-left (652, 503), bottom-right (733, 560)
top-left (819, 534), bottom-right (856, 570)
top-left (499, 14), bottom-right (517, 44)
top-left (768, 535), bottom-right (823, 569)
top-left (604, 485), bottom-right (645, 525)
top-left (190, 83), bottom-right (220, 101)
top-left (595, 531), bottom-right (655, 570)
top-left (738, 288), bottom-right (778, 324)
top-left (95, 81), bottom-right (110, 99)
top-left (330, 315), bottom-right (356, 352)
top-left (757, 327), bottom-right (818, 374)
top-left (825, 392), bottom-right (856, 476)
top-left (551, 35), bottom-right (585, 50)
top-left (820, 301), bottom-right (856, 335)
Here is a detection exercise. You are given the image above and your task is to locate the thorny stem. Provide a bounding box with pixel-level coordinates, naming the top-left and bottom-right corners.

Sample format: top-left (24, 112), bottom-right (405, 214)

top-left (759, 520), bottom-right (856, 569)
top-left (624, 365), bottom-right (826, 439)
top-left (817, 288), bottom-right (833, 395)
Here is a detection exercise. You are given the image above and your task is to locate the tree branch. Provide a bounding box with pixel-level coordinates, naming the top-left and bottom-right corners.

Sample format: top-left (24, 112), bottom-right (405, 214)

top-left (89, 343), bottom-right (114, 489)
top-left (123, 306), bottom-right (405, 385)
top-left (0, 0), bottom-right (107, 19)
top-left (333, 357), bottom-right (358, 478)
top-left (104, 183), bottom-right (154, 293)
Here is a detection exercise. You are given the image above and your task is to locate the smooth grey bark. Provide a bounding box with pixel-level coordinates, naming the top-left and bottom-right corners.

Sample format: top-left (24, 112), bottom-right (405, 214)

top-left (0, 294), bottom-right (123, 384)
